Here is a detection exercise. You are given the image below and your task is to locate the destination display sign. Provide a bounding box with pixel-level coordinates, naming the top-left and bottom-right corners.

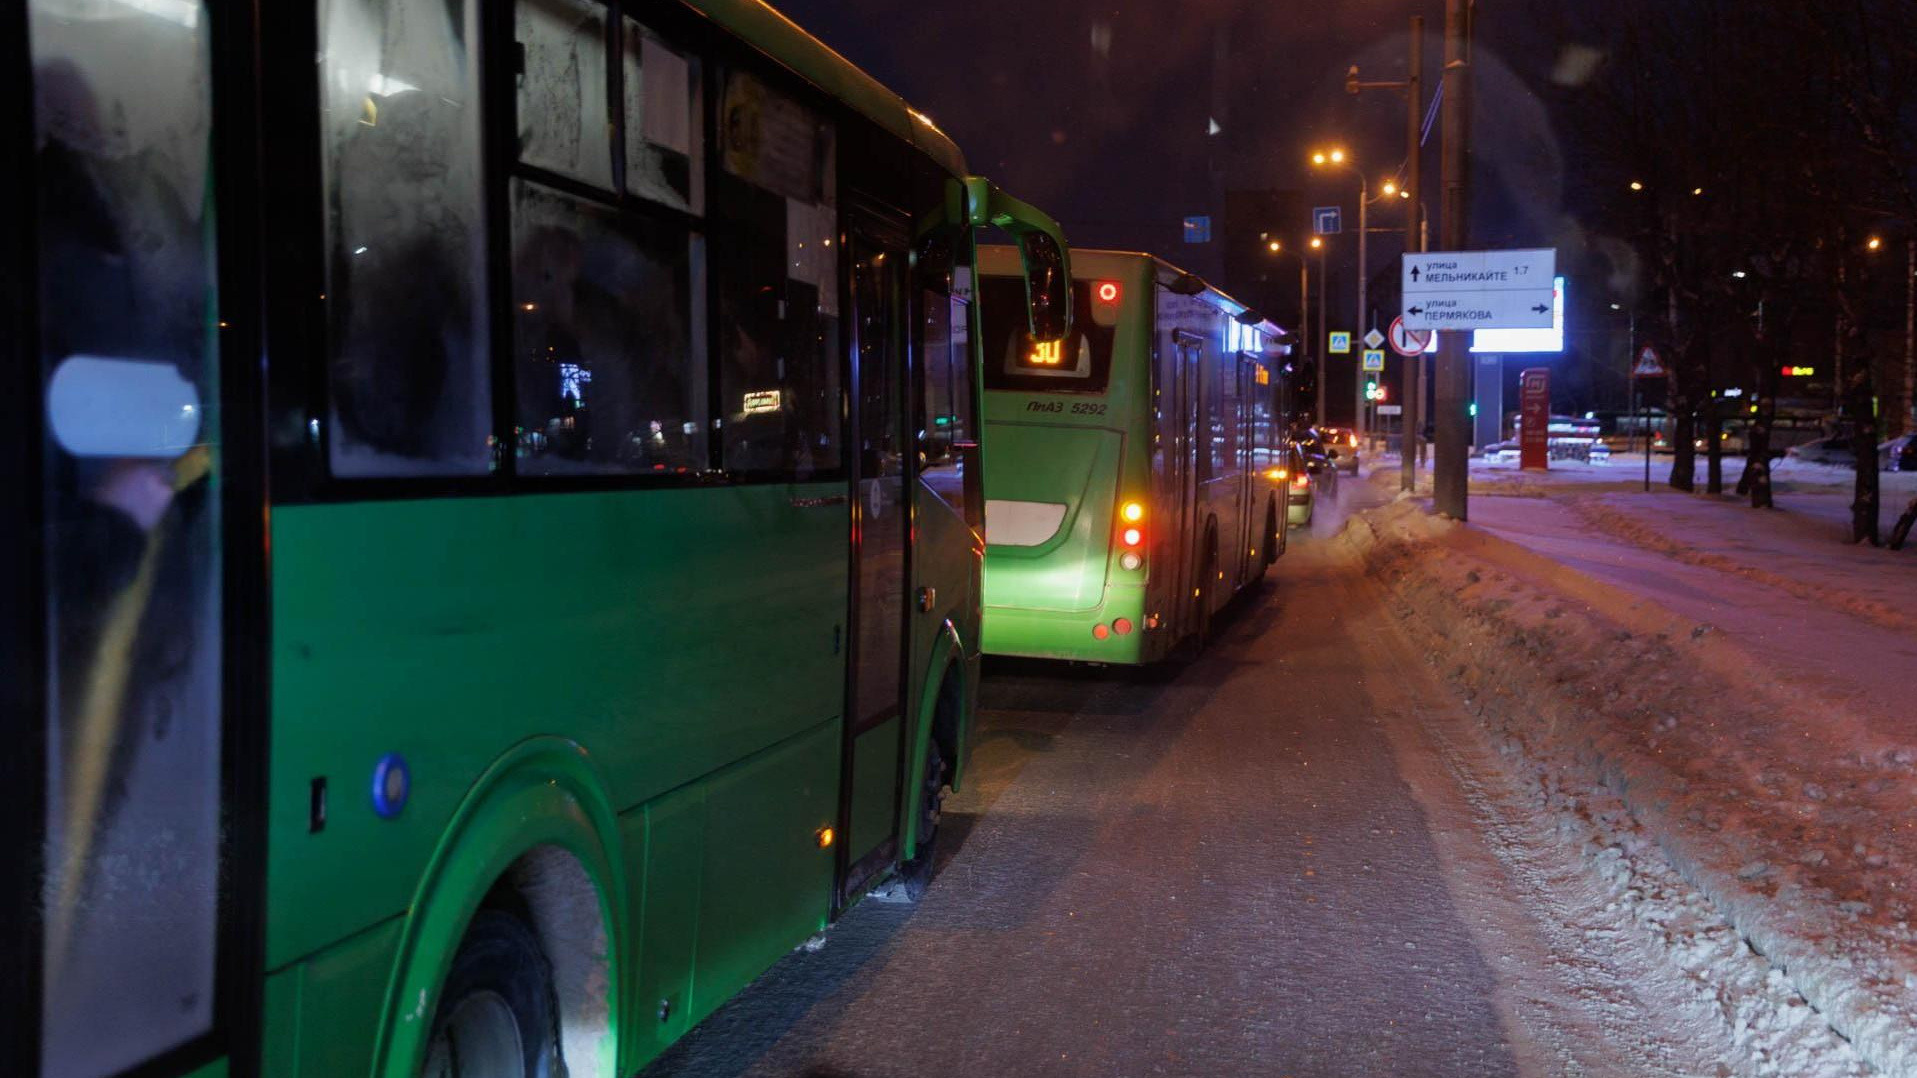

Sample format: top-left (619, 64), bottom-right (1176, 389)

top-left (1401, 249), bottom-right (1556, 331)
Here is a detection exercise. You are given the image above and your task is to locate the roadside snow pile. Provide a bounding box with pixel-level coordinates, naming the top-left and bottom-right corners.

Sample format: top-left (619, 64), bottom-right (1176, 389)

top-left (1338, 498), bottom-right (1917, 1076)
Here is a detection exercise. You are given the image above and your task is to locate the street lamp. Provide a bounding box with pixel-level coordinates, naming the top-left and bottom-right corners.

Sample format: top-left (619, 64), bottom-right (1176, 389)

top-left (1310, 148), bottom-right (1401, 438)
top-left (1266, 239), bottom-right (1314, 421)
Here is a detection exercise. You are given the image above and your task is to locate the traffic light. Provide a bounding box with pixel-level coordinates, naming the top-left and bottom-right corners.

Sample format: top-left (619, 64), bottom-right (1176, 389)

top-left (1363, 378), bottom-right (1388, 403)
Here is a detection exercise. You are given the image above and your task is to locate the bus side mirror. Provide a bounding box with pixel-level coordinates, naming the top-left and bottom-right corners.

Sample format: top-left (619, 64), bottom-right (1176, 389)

top-left (963, 176), bottom-right (1073, 342)
top-left (1018, 230), bottom-right (1070, 343)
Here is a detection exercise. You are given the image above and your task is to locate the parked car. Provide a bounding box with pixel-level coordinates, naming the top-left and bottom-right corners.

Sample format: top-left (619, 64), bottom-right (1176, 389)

top-left (1481, 439), bottom-right (1521, 464)
top-left (1883, 434), bottom-right (1917, 472)
top-left (1284, 443), bottom-right (1323, 526)
top-left (1787, 435), bottom-right (1880, 468)
top-left (1317, 426), bottom-right (1361, 472)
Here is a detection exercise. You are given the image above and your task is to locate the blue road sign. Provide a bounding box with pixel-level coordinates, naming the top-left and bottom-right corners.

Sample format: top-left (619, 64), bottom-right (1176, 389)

top-left (1328, 331), bottom-right (1352, 354)
top-left (1183, 215), bottom-right (1212, 244)
top-left (1313, 206), bottom-right (1343, 235)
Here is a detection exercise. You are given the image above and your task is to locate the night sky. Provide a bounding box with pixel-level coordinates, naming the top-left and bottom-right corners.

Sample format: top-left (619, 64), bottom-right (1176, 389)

top-left (775, 0), bottom-right (1615, 411)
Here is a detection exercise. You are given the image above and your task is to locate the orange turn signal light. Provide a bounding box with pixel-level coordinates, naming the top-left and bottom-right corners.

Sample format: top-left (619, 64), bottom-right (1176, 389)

top-left (1121, 501), bottom-right (1145, 523)
top-left (815, 826), bottom-right (834, 848)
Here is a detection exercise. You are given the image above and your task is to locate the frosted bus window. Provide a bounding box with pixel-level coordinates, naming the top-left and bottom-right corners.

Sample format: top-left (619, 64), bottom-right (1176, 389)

top-left (320, 0), bottom-right (492, 476)
top-left (30, 1), bottom-right (224, 1074)
top-left (623, 21), bottom-right (702, 215)
top-left (517, 0), bottom-right (613, 191)
top-left (716, 68), bottom-right (841, 477)
top-left (511, 180), bottom-right (706, 475)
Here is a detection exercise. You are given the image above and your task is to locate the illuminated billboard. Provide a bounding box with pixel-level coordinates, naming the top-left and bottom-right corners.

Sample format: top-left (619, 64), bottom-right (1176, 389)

top-left (1471, 276), bottom-right (1565, 354)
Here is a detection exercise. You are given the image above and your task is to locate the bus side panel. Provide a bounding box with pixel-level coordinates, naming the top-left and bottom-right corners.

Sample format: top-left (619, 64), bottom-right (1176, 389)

top-left (260, 918), bottom-right (403, 1078)
top-left (266, 483), bottom-right (846, 970)
top-left (691, 717), bottom-right (839, 1019)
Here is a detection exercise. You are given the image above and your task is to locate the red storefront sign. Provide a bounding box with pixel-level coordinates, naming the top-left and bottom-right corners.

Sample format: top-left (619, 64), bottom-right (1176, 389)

top-left (1519, 367), bottom-right (1550, 471)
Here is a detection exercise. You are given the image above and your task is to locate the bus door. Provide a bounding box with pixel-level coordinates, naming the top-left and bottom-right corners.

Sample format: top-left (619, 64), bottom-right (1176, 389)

top-left (840, 207), bottom-right (912, 899)
top-left (1172, 330), bottom-right (1205, 636)
top-left (1236, 356), bottom-right (1258, 579)
top-left (10, 2), bottom-right (261, 1075)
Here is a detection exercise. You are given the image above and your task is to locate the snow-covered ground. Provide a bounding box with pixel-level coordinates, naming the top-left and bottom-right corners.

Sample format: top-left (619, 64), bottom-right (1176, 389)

top-left (1335, 458), bottom-right (1917, 1076)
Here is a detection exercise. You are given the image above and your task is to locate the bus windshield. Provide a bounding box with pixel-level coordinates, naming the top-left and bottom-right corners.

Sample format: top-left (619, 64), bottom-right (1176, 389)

top-left (981, 279), bottom-right (1115, 394)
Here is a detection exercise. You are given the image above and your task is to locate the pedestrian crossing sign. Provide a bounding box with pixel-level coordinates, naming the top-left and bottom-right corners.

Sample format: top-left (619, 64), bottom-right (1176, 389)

top-left (1362, 349), bottom-right (1386, 371)
top-left (1329, 331), bottom-right (1352, 354)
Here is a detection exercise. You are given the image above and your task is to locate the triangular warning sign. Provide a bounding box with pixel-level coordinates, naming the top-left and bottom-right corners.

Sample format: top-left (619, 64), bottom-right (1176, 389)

top-left (1632, 346), bottom-right (1666, 377)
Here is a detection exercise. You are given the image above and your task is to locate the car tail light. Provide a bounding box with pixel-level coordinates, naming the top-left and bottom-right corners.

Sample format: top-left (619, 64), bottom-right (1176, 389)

top-left (1292, 473), bottom-right (1310, 490)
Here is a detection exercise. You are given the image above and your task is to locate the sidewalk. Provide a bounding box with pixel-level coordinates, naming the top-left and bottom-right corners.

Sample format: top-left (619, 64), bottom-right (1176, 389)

top-left (1337, 468), bottom-right (1917, 1076)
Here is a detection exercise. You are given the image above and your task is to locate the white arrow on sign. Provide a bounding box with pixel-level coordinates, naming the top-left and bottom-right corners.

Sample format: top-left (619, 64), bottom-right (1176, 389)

top-left (1402, 248), bottom-right (1556, 331)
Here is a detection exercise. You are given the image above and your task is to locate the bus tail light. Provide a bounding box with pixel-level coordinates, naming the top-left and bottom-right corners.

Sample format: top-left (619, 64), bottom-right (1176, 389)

top-left (1113, 618), bottom-right (1134, 635)
top-left (1121, 500), bottom-right (1145, 523)
top-left (1120, 526), bottom-right (1144, 548)
top-left (1119, 551), bottom-right (1143, 571)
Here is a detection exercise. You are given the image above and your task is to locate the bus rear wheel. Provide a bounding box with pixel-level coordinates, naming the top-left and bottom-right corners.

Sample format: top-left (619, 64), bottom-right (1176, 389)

top-left (422, 909), bottom-right (560, 1078)
top-left (899, 735), bottom-right (949, 900)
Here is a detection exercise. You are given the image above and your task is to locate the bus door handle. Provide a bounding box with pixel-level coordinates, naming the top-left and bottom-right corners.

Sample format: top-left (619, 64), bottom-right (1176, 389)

top-left (917, 586), bottom-right (937, 613)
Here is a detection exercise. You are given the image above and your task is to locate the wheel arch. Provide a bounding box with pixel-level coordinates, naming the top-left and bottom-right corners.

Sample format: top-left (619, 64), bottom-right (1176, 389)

top-left (372, 737), bottom-right (628, 1078)
top-left (900, 617), bottom-right (969, 861)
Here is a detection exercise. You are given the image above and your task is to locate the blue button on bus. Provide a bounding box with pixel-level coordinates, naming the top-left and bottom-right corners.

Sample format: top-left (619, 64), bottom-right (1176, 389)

top-left (370, 753), bottom-right (410, 819)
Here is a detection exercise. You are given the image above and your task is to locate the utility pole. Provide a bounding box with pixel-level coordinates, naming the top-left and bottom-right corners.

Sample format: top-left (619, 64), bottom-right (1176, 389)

top-left (1905, 237), bottom-right (1915, 436)
top-left (1316, 243), bottom-right (1327, 423)
top-left (1355, 179), bottom-right (1369, 440)
top-left (1401, 16), bottom-right (1424, 493)
top-left (1300, 260), bottom-right (1310, 420)
top-left (1432, 0), bottom-right (1473, 519)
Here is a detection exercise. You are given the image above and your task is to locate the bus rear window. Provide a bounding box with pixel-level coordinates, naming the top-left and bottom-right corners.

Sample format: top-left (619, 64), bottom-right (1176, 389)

top-left (981, 279), bottom-right (1116, 394)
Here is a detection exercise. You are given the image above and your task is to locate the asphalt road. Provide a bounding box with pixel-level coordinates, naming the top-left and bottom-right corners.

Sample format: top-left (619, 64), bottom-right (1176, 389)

top-left (641, 476), bottom-right (1702, 1078)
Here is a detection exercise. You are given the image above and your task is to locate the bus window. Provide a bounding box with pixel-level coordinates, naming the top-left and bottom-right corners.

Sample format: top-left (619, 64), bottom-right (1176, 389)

top-left (715, 68), bottom-right (841, 478)
top-left (510, 181), bottom-right (705, 475)
top-left (979, 279), bottom-right (1115, 394)
top-left (516, 0), bottom-right (614, 191)
top-left (622, 19), bottom-right (703, 216)
top-left (320, 0), bottom-right (491, 477)
top-left (918, 286), bottom-right (974, 514)
top-left (31, 0), bottom-right (224, 1073)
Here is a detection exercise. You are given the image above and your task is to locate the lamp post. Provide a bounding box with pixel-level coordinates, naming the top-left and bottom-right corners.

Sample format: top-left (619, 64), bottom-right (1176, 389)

top-left (1266, 239), bottom-right (1313, 422)
top-left (1312, 236), bottom-right (1327, 422)
top-left (1310, 149), bottom-right (1376, 437)
top-left (1347, 14), bottom-right (1427, 490)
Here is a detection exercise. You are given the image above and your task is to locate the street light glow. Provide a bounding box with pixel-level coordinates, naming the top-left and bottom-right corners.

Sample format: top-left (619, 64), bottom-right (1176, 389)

top-left (1268, 240), bottom-right (1281, 253)
top-left (1309, 236), bottom-right (1324, 250)
top-left (1331, 149), bottom-right (1346, 163)
top-left (1630, 180), bottom-right (1644, 191)
top-left (1692, 187), bottom-right (1704, 196)
top-left (1868, 236), bottom-right (1883, 251)
top-left (1381, 181), bottom-right (1397, 196)
top-left (1312, 152), bottom-right (1327, 165)
top-left (1731, 270), bottom-right (1748, 278)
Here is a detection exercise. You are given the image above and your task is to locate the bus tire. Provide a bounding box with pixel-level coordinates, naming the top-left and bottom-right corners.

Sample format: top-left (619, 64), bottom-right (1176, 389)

top-left (1264, 500), bottom-right (1283, 566)
top-left (898, 735), bottom-right (949, 901)
top-left (421, 909), bottom-right (560, 1078)
top-left (1195, 526), bottom-right (1219, 651)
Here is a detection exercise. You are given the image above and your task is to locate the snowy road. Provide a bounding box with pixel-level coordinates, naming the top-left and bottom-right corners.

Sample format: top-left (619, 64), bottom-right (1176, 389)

top-left (638, 482), bottom-right (1739, 1078)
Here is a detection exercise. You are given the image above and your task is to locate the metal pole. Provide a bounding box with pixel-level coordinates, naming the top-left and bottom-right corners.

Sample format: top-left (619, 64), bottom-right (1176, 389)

top-left (1401, 14), bottom-right (1424, 493)
top-left (1300, 260), bottom-right (1310, 421)
top-left (1355, 175), bottom-right (1368, 439)
top-left (1316, 247), bottom-right (1327, 423)
top-left (1432, 0), bottom-right (1472, 519)
top-left (1904, 237), bottom-right (1915, 436)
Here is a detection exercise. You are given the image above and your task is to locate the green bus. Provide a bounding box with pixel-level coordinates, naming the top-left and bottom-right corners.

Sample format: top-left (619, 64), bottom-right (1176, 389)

top-left (4, 2), bottom-right (1070, 1076)
top-left (976, 248), bottom-right (1294, 665)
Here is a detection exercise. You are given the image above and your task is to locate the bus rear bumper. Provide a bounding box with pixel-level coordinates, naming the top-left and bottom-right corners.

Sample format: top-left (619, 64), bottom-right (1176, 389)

top-left (981, 589), bottom-right (1159, 664)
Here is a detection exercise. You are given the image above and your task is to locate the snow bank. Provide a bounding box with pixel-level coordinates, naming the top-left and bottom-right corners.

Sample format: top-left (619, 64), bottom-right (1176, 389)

top-left (1336, 496), bottom-right (1917, 1076)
